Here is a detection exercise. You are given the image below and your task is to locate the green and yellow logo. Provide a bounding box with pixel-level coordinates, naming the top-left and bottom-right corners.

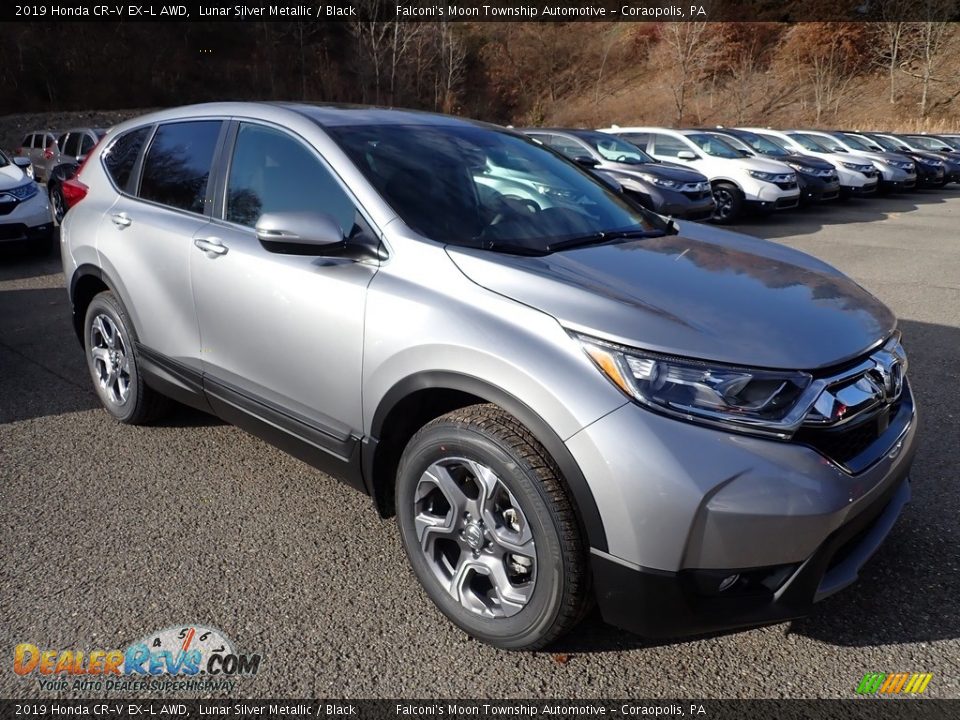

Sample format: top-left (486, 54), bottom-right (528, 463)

top-left (856, 672), bottom-right (933, 695)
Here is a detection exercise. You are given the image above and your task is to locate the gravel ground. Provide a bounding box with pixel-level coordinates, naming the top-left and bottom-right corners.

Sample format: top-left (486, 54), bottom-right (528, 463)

top-left (1, 189), bottom-right (958, 700)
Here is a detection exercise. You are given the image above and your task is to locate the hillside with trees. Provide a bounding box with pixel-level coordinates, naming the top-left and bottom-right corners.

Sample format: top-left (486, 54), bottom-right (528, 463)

top-left (4, 18), bottom-right (960, 146)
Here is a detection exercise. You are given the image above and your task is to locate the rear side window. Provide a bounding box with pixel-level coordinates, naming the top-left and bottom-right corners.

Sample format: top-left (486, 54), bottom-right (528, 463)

top-left (224, 122), bottom-right (357, 233)
top-left (44, 135), bottom-right (56, 149)
top-left (139, 121), bottom-right (222, 213)
top-left (652, 134), bottom-right (689, 157)
top-left (64, 133), bottom-right (81, 157)
top-left (21, 135), bottom-right (31, 148)
top-left (103, 127), bottom-right (150, 191)
top-left (79, 134), bottom-right (96, 156)
top-left (58, 133), bottom-right (69, 151)
top-left (542, 135), bottom-right (592, 160)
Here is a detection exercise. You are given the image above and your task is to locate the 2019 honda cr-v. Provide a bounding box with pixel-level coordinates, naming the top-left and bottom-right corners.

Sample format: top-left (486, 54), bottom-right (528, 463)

top-left (61, 103), bottom-right (917, 649)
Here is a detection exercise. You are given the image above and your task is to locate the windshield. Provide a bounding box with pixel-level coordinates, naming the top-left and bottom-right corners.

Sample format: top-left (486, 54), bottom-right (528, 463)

top-left (906, 135), bottom-right (949, 151)
top-left (684, 133), bottom-right (743, 158)
top-left (868, 135), bottom-right (903, 152)
top-left (710, 133), bottom-right (752, 155)
top-left (937, 136), bottom-right (960, 150)
top-left (733, 131), bottom-right (789, 156)
top-left (801, 133), bottom-right (847, 152)
top-left (838, 134), bottom-right (872, 152)
top-left (789, 133), bottom-right (833, 153)
top-left (575, 131), bottom-right (653, 164)
top-left (328, 123), bottom-right (661, 253)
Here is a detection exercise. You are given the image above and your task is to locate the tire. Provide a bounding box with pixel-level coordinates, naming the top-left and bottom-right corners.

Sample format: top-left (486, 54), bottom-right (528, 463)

top-left (49, 183), bottom-right (66, 225)
top-left (711, 181), bottom-right (743, 224)
top-left (396, 404), bottom-right (588, 650)
top-left (83, 291), bottom-right (170, 425)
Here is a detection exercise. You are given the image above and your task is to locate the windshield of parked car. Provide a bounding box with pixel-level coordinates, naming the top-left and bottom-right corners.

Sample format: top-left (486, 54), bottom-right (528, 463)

top-left (574, 131), bottom-right (654, 164)
top-left (936, 136), bottom-right (960, 150)
top-left (837, 134), bottom-right (873, 152)
top-left (684, 133), bottom-right (743, 158)
top-left (789, 133), bottom-right (834, 153)
top-left (730, 131), bottom-right (789, 157)
top-left (869, 135), bottom-right (905, 152)
top-left (328, 123), bottom-right (663, 253)
top-left (906, 135), bottom-right (949, 151)
top-left (799, 133), bottom-right (847, 152)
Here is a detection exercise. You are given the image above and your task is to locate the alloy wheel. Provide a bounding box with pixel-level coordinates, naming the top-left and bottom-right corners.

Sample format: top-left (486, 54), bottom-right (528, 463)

top-left (413, 457), bottom-right (536, 618)
top-left (713, 188), bottom-right (734, 220)
top-left (89, 313), bottom-right (131, 405)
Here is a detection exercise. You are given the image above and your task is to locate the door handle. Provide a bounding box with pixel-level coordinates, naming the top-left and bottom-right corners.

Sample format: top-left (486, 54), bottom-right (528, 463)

top-left (110, 212), bottom-right (131, 228)
top-left (194, 237), bottom-right (229, 257)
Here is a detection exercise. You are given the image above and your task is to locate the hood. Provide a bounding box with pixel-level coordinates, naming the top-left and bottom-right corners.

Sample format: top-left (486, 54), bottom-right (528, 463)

top-left (599, 162), bottom-right (707, 185)
top-left (852, 149), bottom-right (912, 165)
top-left (447, 223), bottom-right (894, 370)
top-left (736, 156), bottom-right (795, 173)
top-left (774, 153), bottom-right (834, 170)
top-left (0, 163), bottom-right (28, 189)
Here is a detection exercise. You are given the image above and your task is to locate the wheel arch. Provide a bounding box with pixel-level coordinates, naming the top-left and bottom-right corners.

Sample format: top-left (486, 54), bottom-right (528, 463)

top-left (365, 371), bottom-right (608, 552)
top-left (69, 264), bottom-right (113, 344)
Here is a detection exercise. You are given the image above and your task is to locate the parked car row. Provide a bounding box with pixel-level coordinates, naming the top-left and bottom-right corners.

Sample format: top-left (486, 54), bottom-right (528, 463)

top-left (1, 126), bottom-right (107, 252)
top-left (523, 125), bottom-right (960, 224)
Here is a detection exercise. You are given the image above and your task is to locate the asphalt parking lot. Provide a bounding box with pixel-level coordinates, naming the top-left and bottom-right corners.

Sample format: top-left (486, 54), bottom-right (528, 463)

top-left (2, 190), bottom-right (959, 700)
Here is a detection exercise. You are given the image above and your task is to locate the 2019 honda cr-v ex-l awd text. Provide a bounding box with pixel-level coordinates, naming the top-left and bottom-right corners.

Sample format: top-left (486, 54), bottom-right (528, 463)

top-left (61, 103), bottom-right (917, 649)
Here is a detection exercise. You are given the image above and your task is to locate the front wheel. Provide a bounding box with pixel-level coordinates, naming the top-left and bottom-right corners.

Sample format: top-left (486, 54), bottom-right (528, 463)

top-left (711, 182), bottom-right (743, 224)
top-left (396, 404), bottom-right (589, 650)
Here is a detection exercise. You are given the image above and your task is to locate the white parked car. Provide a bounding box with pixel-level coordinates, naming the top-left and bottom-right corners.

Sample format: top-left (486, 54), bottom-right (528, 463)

top-left (741, 128), bottom-right (880, 198)
top-left (794, 130), bottom-right (916, 193)
top-left (0, 149), bottom-right (54, 253)
top-left (599, 126), bottom-right (799, 223)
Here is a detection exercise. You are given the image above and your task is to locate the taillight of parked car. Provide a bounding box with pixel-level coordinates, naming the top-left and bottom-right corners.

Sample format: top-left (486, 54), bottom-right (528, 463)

top-left (43, 148), bottom-right (54, 160)
top-left (60, 136), bottom-right (106, 210)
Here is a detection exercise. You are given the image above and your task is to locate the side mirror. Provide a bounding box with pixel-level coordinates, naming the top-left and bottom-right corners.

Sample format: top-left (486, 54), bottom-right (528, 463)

top-left (256, 211), bottom-right (345, 255)
top-left (573, 155), bottom-right (600, 168)
top-left (677, 150), bottom-right (698, 160)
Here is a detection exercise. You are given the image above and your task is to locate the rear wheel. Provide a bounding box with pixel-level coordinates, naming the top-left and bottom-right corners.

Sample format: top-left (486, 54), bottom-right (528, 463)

top-left (84, 291), bottom-right (170, 425)
top-left (711, 181), bottom-right (743, 224)
top-left (396, 404), bottom-right (589, 650)
top-left (49, 183), bottom-right (66, 225)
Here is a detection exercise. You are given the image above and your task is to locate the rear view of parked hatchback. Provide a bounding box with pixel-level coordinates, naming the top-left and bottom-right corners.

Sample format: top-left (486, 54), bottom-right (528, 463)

top-left (16, 131), bottom-right (58, 182)
top-left (62, 103), bottom-right (917, 649)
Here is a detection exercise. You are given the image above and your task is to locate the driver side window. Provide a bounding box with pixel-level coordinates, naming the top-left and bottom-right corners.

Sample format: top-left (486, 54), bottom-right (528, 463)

top-left (225, 123), bottom-right (360, 236)
top-left (652, 134), bottom-right (688, 158)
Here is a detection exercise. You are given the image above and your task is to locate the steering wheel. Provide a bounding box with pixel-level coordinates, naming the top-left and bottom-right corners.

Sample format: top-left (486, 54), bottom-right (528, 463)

top-left (615, 155), bottom-right (631, 163)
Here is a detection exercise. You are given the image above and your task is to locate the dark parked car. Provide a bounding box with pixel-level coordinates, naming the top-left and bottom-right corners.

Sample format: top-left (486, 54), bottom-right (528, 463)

top-left (522, 129), bottom-right (716, 221)
top-left (699, 128), bottom-right (841, 204)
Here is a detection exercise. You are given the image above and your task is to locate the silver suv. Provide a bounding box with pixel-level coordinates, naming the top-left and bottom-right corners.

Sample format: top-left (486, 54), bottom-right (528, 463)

top-left (62, 103), bottom-right (917, 649)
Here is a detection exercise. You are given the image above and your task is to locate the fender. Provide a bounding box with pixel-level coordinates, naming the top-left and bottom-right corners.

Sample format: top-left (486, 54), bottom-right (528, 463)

top-left (68, 263), bottom-right (112, 343)
top-left (367, 370), bottom-right (608, 552)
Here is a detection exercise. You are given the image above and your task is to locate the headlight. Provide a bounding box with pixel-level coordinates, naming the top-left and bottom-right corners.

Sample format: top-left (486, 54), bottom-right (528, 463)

top-left (5, 181), bottom-right (38, 201)
top-left (786, 163), bottom-right (817, 174)
top-left (748, 170), bottom-right (795, 183)
top-left (577, 334), bottom-right (813, 437)
top-left (840, 162), bottom-right (872, 172)
top-left (892, 160), bottom-right (915, 169)
top-left (635, 173), bottom-right (678, 189)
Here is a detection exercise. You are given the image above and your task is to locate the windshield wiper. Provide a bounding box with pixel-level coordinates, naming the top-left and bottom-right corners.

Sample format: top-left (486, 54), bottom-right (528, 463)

top-left (545, 228), bottom-right (666, 253)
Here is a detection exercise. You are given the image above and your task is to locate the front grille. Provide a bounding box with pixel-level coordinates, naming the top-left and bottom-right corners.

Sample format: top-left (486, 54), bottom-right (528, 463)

top-left (775, 180), bottom-right (799, 190)
top-left (681, 190), bottom-right (712, 201)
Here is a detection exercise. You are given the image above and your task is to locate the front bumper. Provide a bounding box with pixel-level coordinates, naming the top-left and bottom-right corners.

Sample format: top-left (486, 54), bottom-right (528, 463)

top-left (916, 166), bottom-right (947, 186)
top-left (0, 190), bottom-right (52, 244)
top-left (797, 174), bottom-right (841, 203)
top-left (567, 379), bottom-right (917, 638)
top-left (625, 187), bottom-right (715, 222)
top-left (841, 178), bottom-right (879, 196)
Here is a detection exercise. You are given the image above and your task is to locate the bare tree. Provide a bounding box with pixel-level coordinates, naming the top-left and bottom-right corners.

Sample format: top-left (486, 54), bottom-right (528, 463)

top-left (436, 22), bottom-right (466, 113)
top-left (660, 23), bottom-right (718, 125)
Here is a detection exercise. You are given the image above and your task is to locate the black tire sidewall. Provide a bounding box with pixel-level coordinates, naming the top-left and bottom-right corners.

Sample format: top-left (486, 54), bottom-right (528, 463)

top-left (396, 422), bottom-right (568, 649)
top-left (83, 293), bottom-right (142, 423)
top-left (712, 182), bottom-right (742, 224)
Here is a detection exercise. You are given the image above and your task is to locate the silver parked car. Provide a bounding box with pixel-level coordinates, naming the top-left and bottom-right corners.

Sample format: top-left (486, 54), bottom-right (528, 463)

top-left (61, 103), bottom-right (917, 649)
top-left (16, 130), bottom-right (58, 182)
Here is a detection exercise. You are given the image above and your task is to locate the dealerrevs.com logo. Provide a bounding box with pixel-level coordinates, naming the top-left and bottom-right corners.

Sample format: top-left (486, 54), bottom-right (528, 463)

top-left (14, 625), bottom-right (262, 693)
top-left (856, 672), bottom-right (934, 696)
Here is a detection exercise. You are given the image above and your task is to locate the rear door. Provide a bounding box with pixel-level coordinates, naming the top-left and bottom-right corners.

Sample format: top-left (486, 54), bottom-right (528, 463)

top-left (96, 120), bottom-right (224, 377)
